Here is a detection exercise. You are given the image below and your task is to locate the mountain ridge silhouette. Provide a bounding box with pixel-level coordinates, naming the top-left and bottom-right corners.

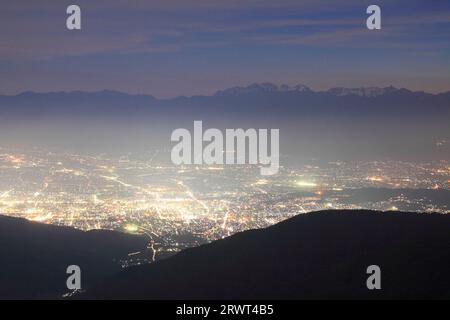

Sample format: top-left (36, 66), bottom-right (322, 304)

top-left (0, 214), bottom-right (148, 299)
top-left (82, 210), bottom-right (450, 300)
top-left (1, 83), bottom-right (449, 120)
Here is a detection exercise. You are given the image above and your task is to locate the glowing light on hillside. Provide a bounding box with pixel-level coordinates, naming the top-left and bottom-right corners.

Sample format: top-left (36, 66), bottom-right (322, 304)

top-left (124, 224), bottom-right (139, 232)
top-left (30, 213), bottom-right (53, 222)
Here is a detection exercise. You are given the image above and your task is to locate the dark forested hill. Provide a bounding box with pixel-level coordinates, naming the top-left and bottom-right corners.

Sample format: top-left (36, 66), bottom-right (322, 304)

top-left (2, 210), bottom-right (450, 300)
top-left (0, 215), bottom-right (148, 299)
top-left (84, 210), bottom-right (450, 300)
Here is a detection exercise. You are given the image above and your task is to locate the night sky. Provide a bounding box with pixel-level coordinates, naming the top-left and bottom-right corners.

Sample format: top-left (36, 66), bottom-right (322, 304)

top-left (1, 0), bottom-right (449, 97)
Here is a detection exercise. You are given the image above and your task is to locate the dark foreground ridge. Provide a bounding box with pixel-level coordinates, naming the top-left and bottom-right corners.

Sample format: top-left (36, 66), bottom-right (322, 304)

top-left (84, 210), bottom-right (450, 300)
top-left (0, 215), bottom-right (148, 299)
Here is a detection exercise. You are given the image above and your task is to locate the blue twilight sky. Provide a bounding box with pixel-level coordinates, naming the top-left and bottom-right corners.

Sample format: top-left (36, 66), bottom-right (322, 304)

top-left (0, 0), bottom-right (449, 97)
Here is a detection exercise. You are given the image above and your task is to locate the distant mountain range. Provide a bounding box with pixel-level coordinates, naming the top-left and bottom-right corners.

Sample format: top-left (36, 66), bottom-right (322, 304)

top-left (3, 83), bottom-right (448, 99)
top-left (83, 210), bottom-right (450, 300)
top-left (214, 83), bottom-right (401, 97)
top-left (1, 83), bottom-right (449, 120)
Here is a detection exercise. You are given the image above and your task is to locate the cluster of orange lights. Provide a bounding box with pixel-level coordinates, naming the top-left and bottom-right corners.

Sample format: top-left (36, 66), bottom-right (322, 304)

top-left (7, 155), bottom-right (25, 165)
top-left (367, 176), bottom-right (384, 182)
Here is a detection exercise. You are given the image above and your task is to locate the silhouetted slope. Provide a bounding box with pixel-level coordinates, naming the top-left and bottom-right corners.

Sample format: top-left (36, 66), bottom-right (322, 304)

top-left (85, 210), bottom-right (450, 300)
top-left (0, 215), bottom-right (148, 299)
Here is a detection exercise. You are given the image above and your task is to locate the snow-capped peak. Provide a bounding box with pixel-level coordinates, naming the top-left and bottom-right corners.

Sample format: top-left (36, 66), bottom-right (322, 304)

top-left (215, 83), bottom-right (311, 96)
top-left (326, 86), bottom-right (399, 97)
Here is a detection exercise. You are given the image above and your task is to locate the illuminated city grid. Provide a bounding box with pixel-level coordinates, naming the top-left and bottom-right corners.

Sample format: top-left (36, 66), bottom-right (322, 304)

top-left (0, 147), bottom-right (448, 258)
